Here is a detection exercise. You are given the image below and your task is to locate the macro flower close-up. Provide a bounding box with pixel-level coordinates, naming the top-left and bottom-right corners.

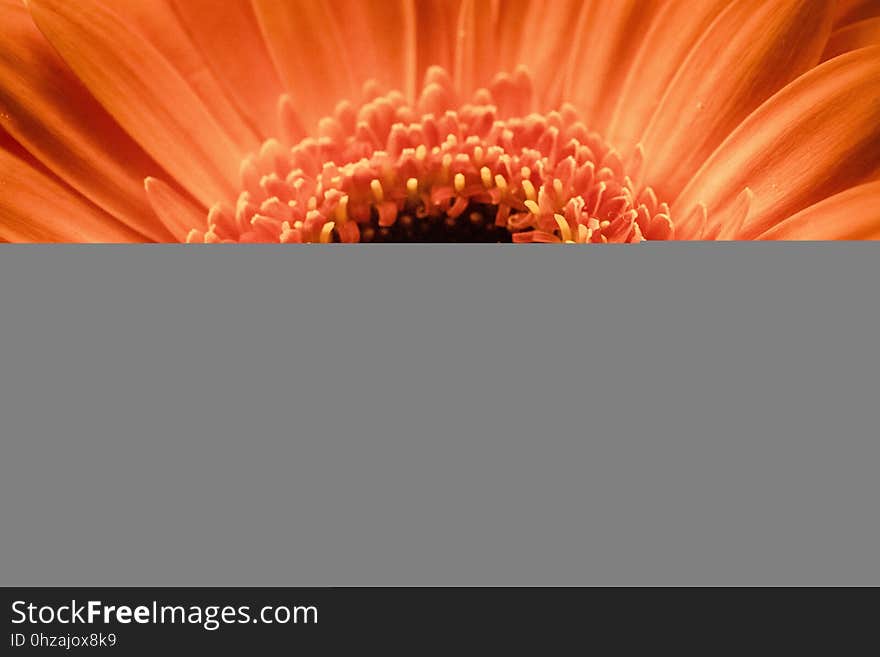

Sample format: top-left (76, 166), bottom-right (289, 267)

top-left (1, 0), bottom-right (879, 243)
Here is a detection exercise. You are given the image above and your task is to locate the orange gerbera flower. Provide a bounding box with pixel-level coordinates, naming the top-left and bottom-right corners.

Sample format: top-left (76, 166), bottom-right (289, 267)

top-left (1, 0), bottom-right (879, 242)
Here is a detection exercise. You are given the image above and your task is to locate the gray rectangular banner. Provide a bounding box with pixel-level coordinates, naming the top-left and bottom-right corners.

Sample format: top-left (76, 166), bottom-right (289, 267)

top-left (1, 244), bottom-right (877, 586)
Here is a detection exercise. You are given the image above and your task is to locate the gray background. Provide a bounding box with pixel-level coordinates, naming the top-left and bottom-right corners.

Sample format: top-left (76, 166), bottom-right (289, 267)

top-left (0, 244), bottom-right (877, 586)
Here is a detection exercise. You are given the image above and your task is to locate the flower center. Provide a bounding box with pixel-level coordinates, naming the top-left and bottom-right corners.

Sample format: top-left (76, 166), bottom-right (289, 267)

top-left (189, 67), bottom-right (674, 244)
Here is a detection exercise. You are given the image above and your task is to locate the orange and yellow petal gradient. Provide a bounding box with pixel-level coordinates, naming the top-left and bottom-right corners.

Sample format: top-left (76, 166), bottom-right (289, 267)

top-left (1, 0), bottom-right (879, 243)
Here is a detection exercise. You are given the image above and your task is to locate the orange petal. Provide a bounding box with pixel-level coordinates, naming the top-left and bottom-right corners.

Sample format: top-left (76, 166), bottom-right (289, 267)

top-left (562, 0), bottom-right (661, 131)
top-left (252, 0), bottom-right (357, 128)
top-left (0, 135), bottom-right (144, 243)
top-left (605, 0), bottom-right (729, 154)
top-left (330, 0), bottom-right (417, 102)
top-left (454, 0), bottom-right (499, 97)
top-left (27, 0), bottom-right (241, 208)
top-left (412, 0), bottom-right (462, 87)
top-left (822, 17), bottom-right (880, 61)
top-left (640, 0), bottom-right (836, 201)
top-left (503, 0), bottom-right (584, 110)
top-left (712, 187), bottom-right (754, 241)
top-left (493, 0), bottom-right (531, 75)
top-left (0, 0), bottom-right (171, 241)
top-left (673, 47), bottom-right (880, 240)
top-left (759, 181), bottom-right (880, 240)
top-left (834, 0), bottom-right (880, 27)
top-left (144, 177), bottom-right (205, 242)
top-left (119, 0), bottom-right (259, 153)
top-left (253, 1), bottom-right (419, 123)
top-left (169, 0), bottom-right (285, 139)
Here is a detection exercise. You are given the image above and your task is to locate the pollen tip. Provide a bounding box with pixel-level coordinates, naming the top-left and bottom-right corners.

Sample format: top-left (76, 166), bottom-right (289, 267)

top-left (320, 221), bottom-right (336, 244)
top-left (370, 179), bottom-right (384, 203)
top-left (553, 213), bottom-right (573, 242)
top-left (578, 224), bottom-right (590, 243)
top-left (553, 178), bottom-right (564, 197)
top-left (334, 195), bottom-right (349, 223)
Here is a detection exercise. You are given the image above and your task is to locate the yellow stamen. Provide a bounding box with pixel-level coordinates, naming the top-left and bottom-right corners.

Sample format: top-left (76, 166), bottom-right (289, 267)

top-left (525, 200), bottom-right (540, 215)
top-left (370, 179), bottom-right (384, 203)
top-left (454, 173), bottom-right (466, 194)
top-left (320, 221), bottom-right (336, 243)
top-left (578, 224), bottom-right (590, 243)
top-left (494, 174), bottom-right (508, 192)
top-left (481, 167), bottom-right (493, 188)
top-left (406, 177), bottom-right (419, 197)
top-left (522, 179), bottom-right (537, 202)
top-left (415, 144), bottom-right (427, 161)
top-left (334, 195), bottom-right (349, 223)
top-left (442, 153), bottom-right (453, 179)
top-left (554, 214), bottom-right (572, 242)
top-left (473, 146), bottom-right (484, 166)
